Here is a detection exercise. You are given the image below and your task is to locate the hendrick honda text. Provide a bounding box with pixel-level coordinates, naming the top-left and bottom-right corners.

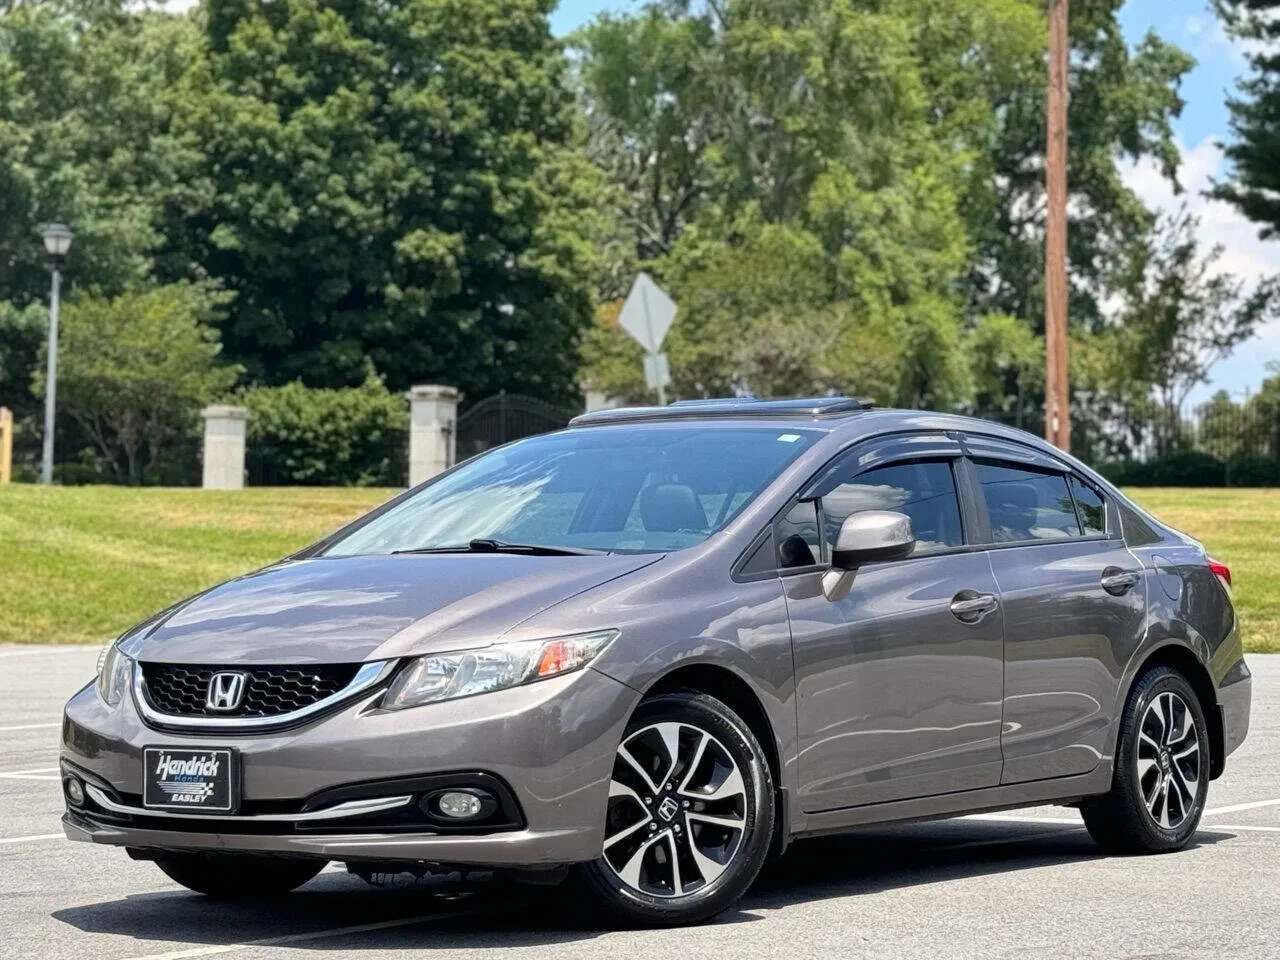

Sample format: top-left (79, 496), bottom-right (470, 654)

top-left (61, 399), bottom-right (1252, 926)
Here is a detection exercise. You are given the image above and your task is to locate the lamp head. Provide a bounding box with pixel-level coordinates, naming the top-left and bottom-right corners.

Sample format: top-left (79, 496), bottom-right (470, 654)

top-left (41, 222), bottom-right (73, 260)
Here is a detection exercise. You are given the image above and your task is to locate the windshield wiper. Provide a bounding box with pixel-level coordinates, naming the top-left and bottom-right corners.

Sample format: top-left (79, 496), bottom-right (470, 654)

top-left (392, 539), bottom-right (606, 557)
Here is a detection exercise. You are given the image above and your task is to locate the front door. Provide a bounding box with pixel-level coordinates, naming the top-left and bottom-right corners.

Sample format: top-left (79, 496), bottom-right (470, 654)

top-left (964, 450), bottom-right (1148, 784)
top-left (785, 444), bottom-right (1006, 813)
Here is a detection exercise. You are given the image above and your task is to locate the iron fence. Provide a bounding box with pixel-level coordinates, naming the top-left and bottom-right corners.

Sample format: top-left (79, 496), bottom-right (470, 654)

top-left (454, 391), bottom-right (579, 463)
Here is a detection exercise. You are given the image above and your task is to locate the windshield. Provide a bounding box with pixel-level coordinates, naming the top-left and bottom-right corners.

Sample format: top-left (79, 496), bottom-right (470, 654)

top-left (323, 424), bottom-right (821, 556)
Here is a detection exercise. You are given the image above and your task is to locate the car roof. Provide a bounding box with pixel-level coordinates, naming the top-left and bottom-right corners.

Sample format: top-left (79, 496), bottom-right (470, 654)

top-left (567, 401), bottom-right (1093, 474)
top-left (569, 396), bottom-right (870, 427)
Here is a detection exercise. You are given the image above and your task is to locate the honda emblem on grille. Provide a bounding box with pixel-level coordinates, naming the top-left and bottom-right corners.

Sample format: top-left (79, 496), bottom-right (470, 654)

top-left (205, 672), bottom-right (248, 712)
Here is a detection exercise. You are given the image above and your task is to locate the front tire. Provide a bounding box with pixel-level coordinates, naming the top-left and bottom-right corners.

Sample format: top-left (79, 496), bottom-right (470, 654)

top-left (154, 852), bottom-right (326, 899)
top-left (1081, 666), bottom-right (1210, 854)
top-left (580, 691), bottom-right (775, 927)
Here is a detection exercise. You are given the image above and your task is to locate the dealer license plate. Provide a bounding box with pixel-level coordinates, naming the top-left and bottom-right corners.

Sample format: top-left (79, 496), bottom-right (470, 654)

top-left (143, 747), bottom-right (237, 813)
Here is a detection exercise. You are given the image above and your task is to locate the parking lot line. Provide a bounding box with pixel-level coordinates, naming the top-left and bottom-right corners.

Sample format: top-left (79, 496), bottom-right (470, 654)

top-left (114, 909), bottom-right (484, 960)
top-left (0, 722), bottom-right (61, 732)
top-left (0, 767), bottom-right (60, 780)
top-left (1203, 797), bottom-right (1280, 816)
top-left (0, 833), bottom-right (63, 845)
top-left (0, 646), bottom-right (96, 658)
top-left (1212, 823), bottom-right (1280, 833)
top-left (963, 813), bottom-right (1082, 825)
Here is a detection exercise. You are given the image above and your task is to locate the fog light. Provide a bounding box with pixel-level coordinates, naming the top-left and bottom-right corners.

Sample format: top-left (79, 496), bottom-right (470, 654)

top-left (436, 790), bottom-right (484, 820)
top-left (64, 776), bottom-right (85, 807)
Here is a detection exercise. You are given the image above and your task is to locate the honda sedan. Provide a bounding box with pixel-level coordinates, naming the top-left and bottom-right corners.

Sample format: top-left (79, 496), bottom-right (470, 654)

top-left (61, 398), bottom-right (1251, 926)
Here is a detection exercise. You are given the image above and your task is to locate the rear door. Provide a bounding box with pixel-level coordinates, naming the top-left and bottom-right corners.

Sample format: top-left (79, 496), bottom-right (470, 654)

top-left (962, 436), bottom-right (1147, 784)
top-left (784, 434), bottom-right (1006, 812)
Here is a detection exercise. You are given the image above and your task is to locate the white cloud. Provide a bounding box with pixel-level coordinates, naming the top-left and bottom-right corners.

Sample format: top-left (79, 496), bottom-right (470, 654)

top-left (1119, 136), bottom-right (1280, 400)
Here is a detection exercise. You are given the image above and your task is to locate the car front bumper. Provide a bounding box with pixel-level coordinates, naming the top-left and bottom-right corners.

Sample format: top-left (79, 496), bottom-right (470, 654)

top-left (60, 665), bottom-right (638, 867)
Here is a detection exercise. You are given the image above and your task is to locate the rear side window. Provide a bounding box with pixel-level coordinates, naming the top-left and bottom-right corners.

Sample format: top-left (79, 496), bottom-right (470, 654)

top-left (976, 463), bottom-right (1081, 542)
top-left (1118, 501), bottom-right (1162, 546)
top-left (1070, 478), bottom-right (1107, 536)
top-left (822, 460), bottom-right (964, 556)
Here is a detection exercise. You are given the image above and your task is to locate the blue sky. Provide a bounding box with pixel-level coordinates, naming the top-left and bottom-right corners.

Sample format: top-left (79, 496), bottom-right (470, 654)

top-left (553, 0), bottom-right (1280, 403)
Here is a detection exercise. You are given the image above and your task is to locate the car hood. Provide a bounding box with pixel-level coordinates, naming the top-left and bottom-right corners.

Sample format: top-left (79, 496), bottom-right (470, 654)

top-left (120, 553), bottom-right (662, 665)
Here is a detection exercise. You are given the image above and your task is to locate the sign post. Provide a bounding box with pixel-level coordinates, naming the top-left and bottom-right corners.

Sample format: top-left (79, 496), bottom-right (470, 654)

top-left (619, 273), bottom-right (677, 405)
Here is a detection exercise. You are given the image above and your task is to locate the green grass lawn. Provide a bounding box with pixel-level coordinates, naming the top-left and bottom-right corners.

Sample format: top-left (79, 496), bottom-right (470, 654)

top-left (0, 485), bottom-right (1276, 651)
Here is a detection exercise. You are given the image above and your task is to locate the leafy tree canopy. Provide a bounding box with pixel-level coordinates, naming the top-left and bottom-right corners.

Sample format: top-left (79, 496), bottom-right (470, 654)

top-left (1213, 1), bottom-right (1280, 238)
top-left (168, 0), bottom-right (604, 407)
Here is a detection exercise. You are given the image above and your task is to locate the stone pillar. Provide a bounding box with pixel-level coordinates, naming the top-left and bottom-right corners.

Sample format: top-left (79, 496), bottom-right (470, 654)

top-left (584, 390), bottom-right (622, 414)
top-left (408, 385), bottom-right (458, 487)
top-left (201, 405), bottom-right (248, 490)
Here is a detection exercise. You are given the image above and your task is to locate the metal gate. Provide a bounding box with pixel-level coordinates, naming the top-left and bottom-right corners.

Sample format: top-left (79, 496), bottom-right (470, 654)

top-left (454, 391), bottom-right (579, 461)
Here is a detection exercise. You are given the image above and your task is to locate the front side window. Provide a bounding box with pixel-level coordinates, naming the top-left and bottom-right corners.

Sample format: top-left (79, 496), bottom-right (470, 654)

top-left (822, 460), bottom-right (964, 556)
top-left (776, 500), bottom-right (822, 568)
top-left (977, 462), bottom-right (1080, 542)
top-left (323, 425), bottom-right (821, 556)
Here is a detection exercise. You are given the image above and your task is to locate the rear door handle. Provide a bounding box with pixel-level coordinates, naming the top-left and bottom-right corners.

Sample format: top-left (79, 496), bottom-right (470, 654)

top-left (950, 591), bottom-right (999, 622)
top-left (1100, 567), bottom-right (1141, 595)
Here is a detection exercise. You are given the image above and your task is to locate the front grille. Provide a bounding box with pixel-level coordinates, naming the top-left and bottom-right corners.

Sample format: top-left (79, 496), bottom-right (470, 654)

top-left (140, 663), bottom-right (361, 718)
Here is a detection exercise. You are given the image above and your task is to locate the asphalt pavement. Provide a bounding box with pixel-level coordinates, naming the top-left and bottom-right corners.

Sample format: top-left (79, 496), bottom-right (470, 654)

top-left (2, 644), bottom-right (1278, 959)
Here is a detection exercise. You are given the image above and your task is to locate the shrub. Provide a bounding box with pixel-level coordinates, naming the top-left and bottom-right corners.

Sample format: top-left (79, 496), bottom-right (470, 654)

top-left (34, 284), bottom-right (238, 484)
top-left (240, 374), bottom-right (408, 487)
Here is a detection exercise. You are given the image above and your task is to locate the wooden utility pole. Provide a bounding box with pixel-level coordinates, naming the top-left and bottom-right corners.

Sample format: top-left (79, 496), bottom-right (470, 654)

top-left (1044, 0), bottom-right (1070, 451)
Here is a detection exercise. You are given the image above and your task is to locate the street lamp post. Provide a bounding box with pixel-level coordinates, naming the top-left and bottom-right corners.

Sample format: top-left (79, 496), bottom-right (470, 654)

top-left (40, 222), bottom-right (73, 485)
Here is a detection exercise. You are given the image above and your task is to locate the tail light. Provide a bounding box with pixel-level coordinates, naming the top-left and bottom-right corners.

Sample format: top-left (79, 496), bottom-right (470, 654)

top-left (1208, 557), bottom-right (1232, 596)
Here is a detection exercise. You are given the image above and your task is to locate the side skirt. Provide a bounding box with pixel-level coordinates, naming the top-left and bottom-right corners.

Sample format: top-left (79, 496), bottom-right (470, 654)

top-left (792, 765), bottom-right (1113, 839)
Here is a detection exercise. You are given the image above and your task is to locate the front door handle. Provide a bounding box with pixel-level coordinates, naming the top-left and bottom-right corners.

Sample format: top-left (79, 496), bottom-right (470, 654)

top-left (1101, 567), bottom-right (1141, 596)
top-left (950, 591), bottom-right (999, 623)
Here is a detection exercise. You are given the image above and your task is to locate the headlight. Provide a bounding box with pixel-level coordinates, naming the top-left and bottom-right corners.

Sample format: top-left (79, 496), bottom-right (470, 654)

top-left (96, 641), bottom-right (134, 707)
top-left (383, 629), bottom-right (618, 710)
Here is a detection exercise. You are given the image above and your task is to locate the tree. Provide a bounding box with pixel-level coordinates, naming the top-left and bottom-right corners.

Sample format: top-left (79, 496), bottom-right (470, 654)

top-left (1115, 209), bottom-right (1279, 439)
top-left (0, 2), bottom-right (204, 445)
top-left (1213, 1), bottom-right (1280, 237)
top-left (169, 0), bottom-right (603, 407)
top-left (574, 0), bottom-right (976, 407)
top-left (574, 1), bottom-right (1195, 419)
top-left (33, 284), bottom-right (239, 482)
top-left (964, 3), bottom-right (1193, 332)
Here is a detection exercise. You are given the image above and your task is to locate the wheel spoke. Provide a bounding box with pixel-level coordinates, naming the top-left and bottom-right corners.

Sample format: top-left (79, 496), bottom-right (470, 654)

top-left (666, 832), bottom-right (684, 896)
top-left (1157, 780), bottom-right (1173, 828)
top-left (603, 805), bottom-right (653, 851)
top-left (679, 761), bottom-right (745, 803)
top-left (617, 741), bottom-right (664, 796)
top-left (1167, 764), bottom-right (1194, 814)
top-left (617, 832), bottom-right (666, 891)
top-left (609, 779), bottom-right (646, 806)
top-left (686, 810), bottom-right (745, 831)
top-left (1136, 756), bottom-right (1157, 779)
top-left (1172, 740), bottom-right (1199, 764)
top-left (678, 729), bottom-right (710, 795)
top-left (1138, 731), bottom-right (1161, 754)
top-left (684, 815), bottom-right (730, 886)
top-left (655, 722), bottom-right (682, 790)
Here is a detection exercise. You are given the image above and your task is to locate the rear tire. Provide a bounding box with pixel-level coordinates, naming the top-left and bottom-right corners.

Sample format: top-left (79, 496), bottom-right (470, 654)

top-left (154, 852), bottom-right (326, 899)
top-left (1080, 666), bottom-right (1210, 854)
top-left (579, 691), bottom-right (775, 927)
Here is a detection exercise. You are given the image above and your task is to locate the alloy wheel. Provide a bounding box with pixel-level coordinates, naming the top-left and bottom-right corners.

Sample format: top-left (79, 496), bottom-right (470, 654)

top-left (602, 721), bottom-right (748, 899)
top-left (1136, 691), bottom-right (1201, 829)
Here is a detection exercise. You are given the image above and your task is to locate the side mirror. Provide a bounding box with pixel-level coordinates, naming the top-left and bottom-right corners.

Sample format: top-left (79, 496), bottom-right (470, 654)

top-left (831, 510), bottom-right (916, 569)
top-left (822, 511), bottom-right (915, 602)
